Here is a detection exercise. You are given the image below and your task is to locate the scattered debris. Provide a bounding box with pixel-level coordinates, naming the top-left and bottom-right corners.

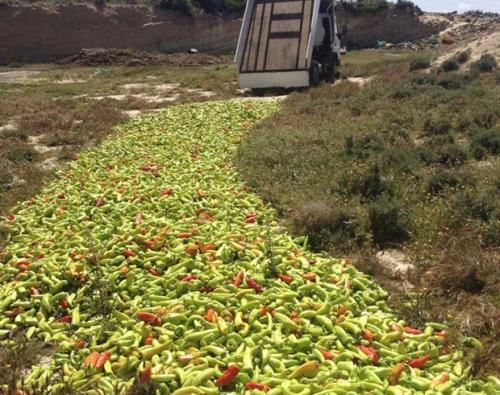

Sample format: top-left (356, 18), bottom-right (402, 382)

top-left (376, 250), bottom-right (415, 280)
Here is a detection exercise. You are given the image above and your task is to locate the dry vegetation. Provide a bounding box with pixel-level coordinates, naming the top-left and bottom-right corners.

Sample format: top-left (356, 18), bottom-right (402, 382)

top-left (237, 49), bottom-right (499, 375)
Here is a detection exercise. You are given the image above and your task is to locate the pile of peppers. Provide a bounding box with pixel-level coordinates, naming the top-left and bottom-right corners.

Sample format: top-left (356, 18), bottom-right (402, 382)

top-left (0, 100), bottom-right (498, 394)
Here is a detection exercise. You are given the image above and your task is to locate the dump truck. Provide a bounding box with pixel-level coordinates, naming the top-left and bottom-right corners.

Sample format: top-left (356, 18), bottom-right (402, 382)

top-left (235, 0), bottom-right (343, 89)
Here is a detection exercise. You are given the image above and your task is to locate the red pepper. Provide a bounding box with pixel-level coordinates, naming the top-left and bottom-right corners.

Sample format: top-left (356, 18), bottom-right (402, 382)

top-left (177, 232), bottom-right (192, 239)
top-left (215, 364), bottom-right (240, 387)
top-left (95, 351), bottom-right (112, 369)
top-left (435, 330), bottom-right (448, 337)
top-left (6, 214), bottom-right (15, 221)
top-left (407, 354), bottom-right (430, 369)
top-left (389, 363), bottom-right (405, 385)
top-left (245, 212), bottom-right (257, 224)
top-left (59, 299), bottom-right (70, 309)
top-left (59, 315), bottom-right (72, 324)
top-left (144, 239), bottom-right (155, 249)
top-left (137, 311), bottom-right (161, 326)
top-left (362, 329), bottom-right (374, 342)
top-left (123, 249), bottom-right (135, 258)
top-left (182, 274), bottom-right (198, 282)
top-left (303, 272), bottom-right (316, 282)
top-left (30, 287), bottom-right (41, 296)
top-left (160, 187), bottom-right (174, 197)
top-left (200, 285), bottom-right (214, 293)
top-left (204, 309), bottom-right (217, 323)
top-left (185, 246), bottom-right (198, 257)
top-left (233, 271), bottom-right (244, 287)
top-left (138, 365), bottom-right (152, 384)
top-left (147, 268), bottom-right (160, 276)
top-left (320, 350), bottom-right (334, 360)
top-left (200, 243), bottom-right (216, 253)
top-left (260, 305), bottom-right (272, 317)
top-left (278, 274), bottom-right (293, 284)
top-left (247, 278), bottom-right (265, 293)
top-left (436, 372), bottom-right (449, 384)
top-left (245, 382), bottom-right (270, 391)
top-left (75, 339), bottom-right (87, 349)
top-left (403, 326), bottom-right (422, 335)
top-left (95, 196), bottom-right (105, 207)
top-left (144, 336), bottom-right (154, 345)
top-left (359, 345), bottom-right (379, 364)
top-left (84, 351), bottom-right (100, 367)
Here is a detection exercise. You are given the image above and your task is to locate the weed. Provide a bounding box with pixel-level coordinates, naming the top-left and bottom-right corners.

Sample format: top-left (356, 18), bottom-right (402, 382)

top-left (437, 73), bottom-right (466, 90)
top-left (5, 142), bottom-right (39, 162)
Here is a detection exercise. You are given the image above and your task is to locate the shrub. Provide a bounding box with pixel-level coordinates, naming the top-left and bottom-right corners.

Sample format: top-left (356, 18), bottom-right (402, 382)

top-left (470, 144), bottom-right (487, 160)
top-left (411, 74), bottom-right (438, 86)
top-left (429, 133), bottom-right (455, 146)
top-left (5, 143), bottom-right (38, 162)
top-left (454, 190), bottom-right (497, 222)
top-left (441, 59), bottom-right (460, 72)
top-left (436, 144), bottom-right (468, 166)
top-left (369, 195), bottom-right (411, 245)
top-left (437, 74), bottom-right (465, 90)
top-left (296, 202), bottom-right (366, 251)
top-left (427, 171), bottom-right (460, 195)
top-left (471, 129), bottom-right (500, 155)
top-left (410, 58), bottom-right (431, 71)
top-left (456, 50), bottom-right (471, 64)
top-left (471, 54), bottom-right (497, 73)
top-left (415, 147), bottom-right (437, 165)
top-left (359, 163), bottom-right (390, 199)
top-left (423, 115), bottom-right (452, 135)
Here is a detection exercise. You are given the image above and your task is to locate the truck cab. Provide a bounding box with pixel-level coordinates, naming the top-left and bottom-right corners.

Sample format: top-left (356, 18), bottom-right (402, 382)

top-left (235, 0), bottom-right (342, 89)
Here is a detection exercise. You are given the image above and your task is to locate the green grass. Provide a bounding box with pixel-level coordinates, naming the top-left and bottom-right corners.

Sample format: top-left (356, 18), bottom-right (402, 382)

top-left (237, 50), bottom-right (500, 375)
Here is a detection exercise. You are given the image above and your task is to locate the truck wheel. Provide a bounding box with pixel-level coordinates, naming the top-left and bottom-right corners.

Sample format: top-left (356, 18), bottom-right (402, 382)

top-left (325, 55), bottom-right (337, 83)
top-left (310, 61), bottom-right (320, 86)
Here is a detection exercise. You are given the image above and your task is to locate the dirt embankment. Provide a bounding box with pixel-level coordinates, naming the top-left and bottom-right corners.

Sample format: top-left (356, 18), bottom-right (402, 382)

top-left (337, 8), bottom-right (449, 49)
top-left (0, 2), bottom-right (449, 65)
top-left (0, 2), bottom-right (241, 65)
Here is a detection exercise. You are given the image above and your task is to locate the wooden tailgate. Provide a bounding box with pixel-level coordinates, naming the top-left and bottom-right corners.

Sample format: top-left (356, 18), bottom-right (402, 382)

top-left (239, 0), bottom-right (315, 73)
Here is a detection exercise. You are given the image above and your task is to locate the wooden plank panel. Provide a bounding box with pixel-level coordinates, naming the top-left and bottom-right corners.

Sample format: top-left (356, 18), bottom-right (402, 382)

top-left (242, 3), bottom-right (264, 72)
top-left (265, 38), bottom-right (299, 70)
top-left (256, 1), bottom-right (272, 71)
top-left (298, 0), bottom-right (313, 69)
top-left (273, 2), bottom-right (303, 14)
top-left (270, 19), bottom-right (301, 33)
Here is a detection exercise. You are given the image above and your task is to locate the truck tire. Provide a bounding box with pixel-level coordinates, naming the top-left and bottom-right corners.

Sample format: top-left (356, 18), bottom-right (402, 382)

top-left (310, 61), bottom-right (320, 86)
top-left (325, 54), bottom-right (337, 83)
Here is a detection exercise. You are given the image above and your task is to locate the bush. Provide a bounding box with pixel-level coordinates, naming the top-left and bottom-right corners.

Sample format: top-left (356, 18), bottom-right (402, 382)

top-left (456, 50), bottom-right (471, 64)
top-left (427, 171), bottom-right (460, 194)
top-left (359, 163), bottom-right (390, 199)
top-left (369, 195), bottom-right (411, 245)
top-left (5, 143), bottom-right (39, 162)
top-left (296, 202), bottom-right (366, 251)
top-left (471, 129), bottom-right (500, 155)
top-left (429, 133), bottom-right (455, 146)
top-left (436, 144), bottom-right (468, 166)
top-left (437, 74), bottom-right (465, 90)
top-left (454, 190), bottom-right (497, 222)
top-left (410, 58), bottom-right (431, 71)
top-left (441, 59), bottom-right (460, 72)
top-left (411, 74), bottom-right (438, 86)
top-left (156, 0), bottom-right (194, 14)
top-left (471, 54), bottom-right (497, 73)
top-left (423, 115), bottom-right (452, 135)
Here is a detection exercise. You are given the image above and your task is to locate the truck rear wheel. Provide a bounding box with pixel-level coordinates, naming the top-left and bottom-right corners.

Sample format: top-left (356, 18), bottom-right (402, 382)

top-left (325, 55), bottom-right (337, 83)
top-left (310, 61), bottom-right (320, 86)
